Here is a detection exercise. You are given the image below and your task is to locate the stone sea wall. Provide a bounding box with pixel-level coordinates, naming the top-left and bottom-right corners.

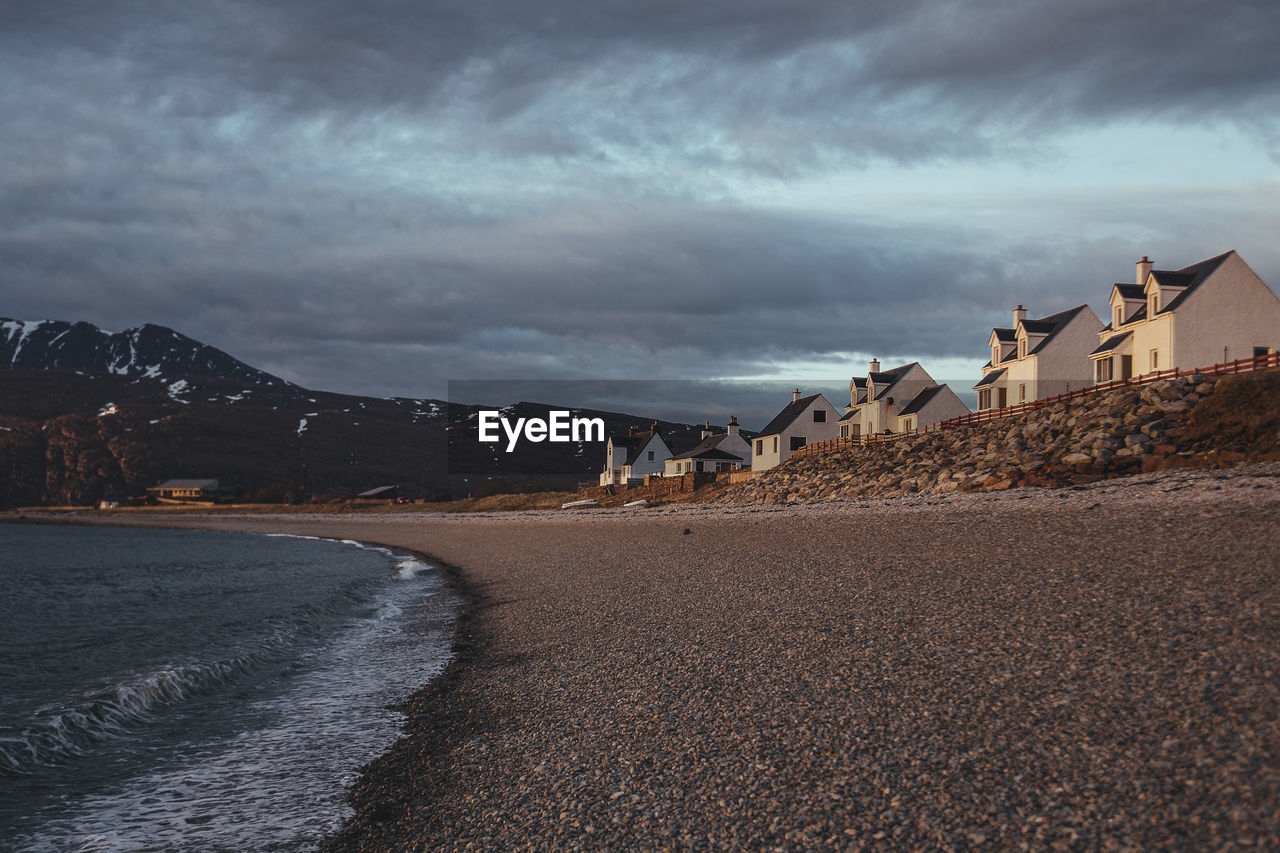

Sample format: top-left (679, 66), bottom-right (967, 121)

top-left (722, 372), bottom-right (1274, 505)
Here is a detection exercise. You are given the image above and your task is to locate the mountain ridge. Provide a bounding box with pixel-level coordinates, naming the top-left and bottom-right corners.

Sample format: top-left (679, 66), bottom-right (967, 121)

top-left (0, 318), bottom-right (288, 386)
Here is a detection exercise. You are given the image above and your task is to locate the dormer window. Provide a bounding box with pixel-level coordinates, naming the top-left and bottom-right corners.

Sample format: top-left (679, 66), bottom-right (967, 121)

top-left (993, 345), bottom-right (1000, 365)
top-left (1017, 339), bottom-right (1026, 358)
top-left (1149, 292), bottom-right (1159, 315)
top-left (1114, 305), bottom-right (1123, 327)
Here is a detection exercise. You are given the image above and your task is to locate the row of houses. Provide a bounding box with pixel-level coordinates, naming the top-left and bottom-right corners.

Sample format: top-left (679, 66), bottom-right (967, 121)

top-left (601, 250), bottom-right (1280, 483)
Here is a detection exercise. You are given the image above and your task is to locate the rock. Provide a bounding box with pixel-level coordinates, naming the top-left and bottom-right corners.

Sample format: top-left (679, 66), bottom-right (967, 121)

top-left (1060, 452), bottom-right (1093, 465)
top-left (1156, 399), bottom-right (1190, 414)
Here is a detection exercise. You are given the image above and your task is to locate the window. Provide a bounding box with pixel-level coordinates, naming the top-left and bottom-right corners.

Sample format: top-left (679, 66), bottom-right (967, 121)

top-left (772, 436), bottom-right (778, 453)
top-left (1097, 357), bottom-right (1113, 382)
top-left (1150, 349), bottom-right (1159, 370)
top-left (1149, 293), bottom-right (1158, 315)
top-left (993, 346), bottom-right (1000, 365)
top-left (647, 451), bottom-right (654, 461)
top-left (755, 439), bottom-right (763, 455)
top-left (1018, 339), bottom-right (1026, 358)
top-left (1114, 306), bottom-right (1123, 327)
top-left (790, 436), bottom-right (806, 451)
top-left (840, 424), bottom-right (848, 438)
top-left (978, 389), bottom-right (991, 410)
top-left (1018, 383), bottom-right (1026, 402)
top-left (997, 387), bottom-right (1007, 408)
top-left (813, 409), bottom-right (826, 423)
top-left (903, 417), bottom-right (915, 431)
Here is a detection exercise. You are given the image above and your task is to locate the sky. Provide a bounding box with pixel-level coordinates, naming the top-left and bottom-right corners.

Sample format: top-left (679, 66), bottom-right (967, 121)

top-left (3, 0), bottom-right (1280, 427)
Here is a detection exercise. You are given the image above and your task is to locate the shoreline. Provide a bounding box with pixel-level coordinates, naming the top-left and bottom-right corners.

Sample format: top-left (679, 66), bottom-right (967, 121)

top-left (17, 463), bottom-right (1280, 850)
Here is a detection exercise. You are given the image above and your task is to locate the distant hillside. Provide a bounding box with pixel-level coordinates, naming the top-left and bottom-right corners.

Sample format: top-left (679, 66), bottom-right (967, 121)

top-left (0, 318), bottom-right (725, 506)
top-left (0, 318), bottom-right (286, 385)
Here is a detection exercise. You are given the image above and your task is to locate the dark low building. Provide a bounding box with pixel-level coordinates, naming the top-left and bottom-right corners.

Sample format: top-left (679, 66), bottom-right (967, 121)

top-left (146, 479), bottom-right (223, 503)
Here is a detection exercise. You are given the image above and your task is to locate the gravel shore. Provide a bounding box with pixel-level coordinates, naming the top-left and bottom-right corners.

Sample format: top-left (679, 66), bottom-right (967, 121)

top-left (77, 464), bottom-right (1280, 850)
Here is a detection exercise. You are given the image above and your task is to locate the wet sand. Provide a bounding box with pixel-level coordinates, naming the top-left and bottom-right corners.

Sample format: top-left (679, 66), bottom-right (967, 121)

top-left (73, 464), bottom-right (1280, 850)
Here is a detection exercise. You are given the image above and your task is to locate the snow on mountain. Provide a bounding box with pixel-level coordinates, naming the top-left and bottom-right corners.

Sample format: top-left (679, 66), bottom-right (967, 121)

top-left (0, 318), bottom-right (287, 386)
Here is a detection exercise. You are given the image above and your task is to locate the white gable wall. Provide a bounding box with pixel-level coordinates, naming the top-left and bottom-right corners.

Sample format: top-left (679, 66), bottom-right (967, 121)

top-left (621, 434), bottom-right (672, 480)
top-left (1167, 253), bottom-right (1280, 368)
top-left (751, 396), bottom-right (840, 471)
top-left (1032, 309), bottom-right (1103, 398)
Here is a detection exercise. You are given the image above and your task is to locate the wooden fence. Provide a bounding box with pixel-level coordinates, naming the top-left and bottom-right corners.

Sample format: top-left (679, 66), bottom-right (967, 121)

top-left (792, 352), bottom-right (1280, 460)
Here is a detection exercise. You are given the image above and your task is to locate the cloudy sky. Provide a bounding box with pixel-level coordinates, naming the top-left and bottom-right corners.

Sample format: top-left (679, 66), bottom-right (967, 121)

top-left (4, 0), bottom-right (1279, 421)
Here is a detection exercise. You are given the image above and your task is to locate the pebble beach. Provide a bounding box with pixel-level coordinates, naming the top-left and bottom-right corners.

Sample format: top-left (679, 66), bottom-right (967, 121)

top-left (75, 463), bottom-right (1280, 851)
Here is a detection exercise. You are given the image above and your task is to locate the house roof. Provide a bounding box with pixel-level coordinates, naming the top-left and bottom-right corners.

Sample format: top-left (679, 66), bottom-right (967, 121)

top-left (897, 385), bottom-right (945, 416)
top-left (150, 478), bottom-right (219, 490)
top-left (869, 363), bottom-right (916, 386)
top-left (1112, 283), bottom-right (1145, 301)
top-left (669, 433), bottom-right (730, 459)
top-left (758, 393), bottom-right (823, 437)
top-left (672, 446), bottom-right (742, 462)
top-left (1157, 251), bottom-right (1234, 314)
top-left (1022, 305), bottom-right (1092, 355)
top-left (973, 368), bottom-right (1006, 389)
top-left (623, 431), bottom-right (666, 466)
top-left (1090, 331), bottom-right (1132, 356)
top-left (992, 328), bottom-right (1016, 342)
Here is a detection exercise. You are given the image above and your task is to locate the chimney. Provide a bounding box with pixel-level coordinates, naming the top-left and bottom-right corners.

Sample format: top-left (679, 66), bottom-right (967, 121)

top-left (1137, 256), bottom-right (1152, 285)
top-left (792, 387), bottom-right (801, 403)
top-left (727, 415), bottom-right (739, 436)
top-left (1013, 304), bottom-right (1027, 326)
top-left (701, 419), bottom-right (712, 439)
top-left (869, 359), bottom-right (880, 373)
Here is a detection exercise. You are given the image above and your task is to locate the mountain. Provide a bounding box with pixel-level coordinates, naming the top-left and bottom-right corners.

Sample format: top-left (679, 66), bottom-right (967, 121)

top-left (0, 319), bottom-right (287, 386)
top-left (0, 319), bottom-right (727, 507)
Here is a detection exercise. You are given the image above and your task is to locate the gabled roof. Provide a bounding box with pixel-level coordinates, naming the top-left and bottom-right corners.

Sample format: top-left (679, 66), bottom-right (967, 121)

top-left (623, 431), bottom-right (667, 467)
top-left (1157, 251), bottom-right (1234, 314)
top-left (1090, 331), bottom-right (1131, 356)
top-left (897, 385), bottom-right (945, 416)
top-left (758, 394), bottom-right (822, 437)
top-left (1018, 305), bottom-right (1092, 355)
top-left (1111, 283), bottom-right (1145, 301)
top-left (869, 363), bottom-right (916, 386)
top-left (671, 446), bottom-right (741, 462)
top-left (991, 328), bottom-right (1016, 342)
top-left (973, 368), bottom-right (1006, 389)
top-left (669, 433), bottom-right (730, 460)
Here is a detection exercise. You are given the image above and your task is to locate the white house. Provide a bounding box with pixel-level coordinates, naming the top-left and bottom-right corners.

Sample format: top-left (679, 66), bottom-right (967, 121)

top-left (974, 304), bottom-right (1102, 410)
top-left (664, 416), bottom-right (752, 476)
top-left (600, 423), bottom-right (674, 486)
top-left (1090, 251), bottom-right (1280, 383)
top-left (751, 390), bottom-right (840, 472)
top-left (840, 361), bottom-right (970, 438)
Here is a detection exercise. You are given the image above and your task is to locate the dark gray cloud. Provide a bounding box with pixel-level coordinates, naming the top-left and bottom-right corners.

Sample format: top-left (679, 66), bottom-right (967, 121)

top-left (3, 1), bottom-right (1280, 405)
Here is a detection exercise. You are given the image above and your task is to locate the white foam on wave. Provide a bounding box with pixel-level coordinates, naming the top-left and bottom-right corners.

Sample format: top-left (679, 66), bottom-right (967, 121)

top-left (1, 630), bottom-right (297, 775)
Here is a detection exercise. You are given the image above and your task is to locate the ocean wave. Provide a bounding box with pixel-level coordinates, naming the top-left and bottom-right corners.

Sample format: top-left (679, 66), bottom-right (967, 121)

top-left (0, 629), bottom-right (298, 776)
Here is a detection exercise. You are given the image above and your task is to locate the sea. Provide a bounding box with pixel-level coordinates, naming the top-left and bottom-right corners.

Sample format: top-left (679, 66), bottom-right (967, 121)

top-left (0, 524), bottom-right (457, 852)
